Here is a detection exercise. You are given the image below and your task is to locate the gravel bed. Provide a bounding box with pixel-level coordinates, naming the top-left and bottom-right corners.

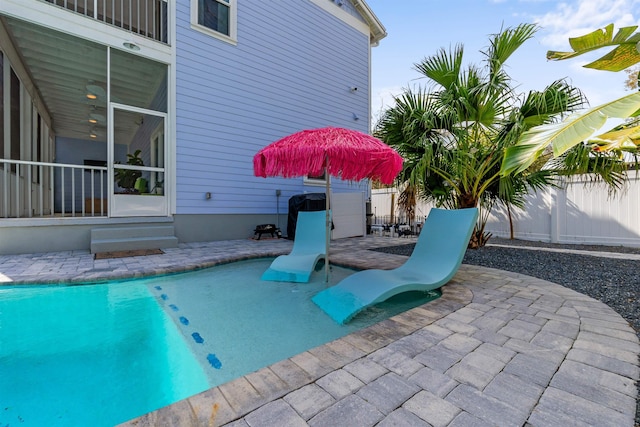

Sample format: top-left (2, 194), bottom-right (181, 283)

top-left (373, 240), bottom-right (639, 336)
top-left (488, 237), bottom-right (640, 255)
top-left (373, 239), bottom-right (640, 426)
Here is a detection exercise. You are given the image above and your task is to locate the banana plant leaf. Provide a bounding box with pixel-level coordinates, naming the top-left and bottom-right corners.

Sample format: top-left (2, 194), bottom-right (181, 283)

top-left (589, 122), bottom-right (640, 151)
top-left (547, 24), bottom-right (640, 72)
top-left (501, 92), bottom-right (640, 175)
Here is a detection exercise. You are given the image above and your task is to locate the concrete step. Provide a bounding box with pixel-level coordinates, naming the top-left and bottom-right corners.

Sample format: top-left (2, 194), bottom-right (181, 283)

top-left (91, 225), bottom-right (175, 241)
top-left (90, 225), bottom-right (178, 254)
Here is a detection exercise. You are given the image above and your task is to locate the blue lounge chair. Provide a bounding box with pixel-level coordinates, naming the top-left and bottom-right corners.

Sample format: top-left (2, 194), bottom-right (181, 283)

top-left (261, 210), bottom-right (328, 283)
top-left (312, 207), bottom-right (478, 324)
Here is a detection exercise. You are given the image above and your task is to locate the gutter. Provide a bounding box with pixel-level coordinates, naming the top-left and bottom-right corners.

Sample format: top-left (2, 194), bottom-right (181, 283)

top-left (352, 0), bottom-right (387, 45)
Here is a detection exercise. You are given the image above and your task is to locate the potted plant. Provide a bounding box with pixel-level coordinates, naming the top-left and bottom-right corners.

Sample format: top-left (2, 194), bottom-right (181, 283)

top-left (115, 149), bottom-right (143, 193)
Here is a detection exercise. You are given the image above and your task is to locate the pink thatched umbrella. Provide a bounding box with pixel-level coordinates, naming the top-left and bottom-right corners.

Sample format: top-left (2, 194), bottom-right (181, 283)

top-left (254, 126), bottom-right (403, 283)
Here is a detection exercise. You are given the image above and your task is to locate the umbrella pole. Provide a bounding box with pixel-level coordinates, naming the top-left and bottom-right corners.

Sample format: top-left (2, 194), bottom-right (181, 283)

top-left (325, 159), bottom-right (330, 285)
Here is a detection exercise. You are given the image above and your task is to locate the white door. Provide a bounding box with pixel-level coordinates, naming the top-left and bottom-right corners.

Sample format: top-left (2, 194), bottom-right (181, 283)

top-left (109, 105), bottom-right (167, 217)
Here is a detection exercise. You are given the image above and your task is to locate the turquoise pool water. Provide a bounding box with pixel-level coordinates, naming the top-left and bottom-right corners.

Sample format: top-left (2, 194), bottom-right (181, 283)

top-left (0, 258), bottom-right (439, 426)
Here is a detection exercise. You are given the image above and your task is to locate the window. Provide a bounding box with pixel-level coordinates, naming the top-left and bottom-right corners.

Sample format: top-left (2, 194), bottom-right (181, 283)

top-left (192, 0), bottom-right (237, 44)
top-left (304, 170), bottom-right (328, 186)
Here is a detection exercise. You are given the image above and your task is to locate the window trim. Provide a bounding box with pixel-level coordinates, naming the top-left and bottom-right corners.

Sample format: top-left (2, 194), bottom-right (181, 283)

top-left (190, 0), bottom-right (238, 45)
top-left (150, 124), bottom-right (165, 195)
top-left (303, 170), bottom-right (328, 186)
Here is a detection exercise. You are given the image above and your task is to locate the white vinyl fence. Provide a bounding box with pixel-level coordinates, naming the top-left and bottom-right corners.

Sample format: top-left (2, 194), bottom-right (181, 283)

top-left (371, 176), bottom-right (640, 248)
top-left (331, 191), bottom-right (366, 239)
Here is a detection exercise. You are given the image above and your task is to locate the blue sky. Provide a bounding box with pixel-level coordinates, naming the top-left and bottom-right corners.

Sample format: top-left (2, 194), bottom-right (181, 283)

top-left (366, 0), bottom-right (638, 123)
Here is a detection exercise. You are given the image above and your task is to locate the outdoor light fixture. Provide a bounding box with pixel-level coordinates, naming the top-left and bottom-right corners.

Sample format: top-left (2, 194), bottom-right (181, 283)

top-left (89, 113), bottom-right (106, 124)
top-left (89, 125), bottom-right (103, 139)
top-left (86, 84), bottom-right (106, 100)
top-left (123, 40), bottom-right (140, 51)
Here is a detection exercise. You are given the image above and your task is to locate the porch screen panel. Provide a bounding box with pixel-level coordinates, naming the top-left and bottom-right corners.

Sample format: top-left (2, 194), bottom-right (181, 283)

top-left (0, 53), bottom-right (4, 163)
top-left (110, 49), bottom-right (167, 113)
top-left (10, 68), bottom-right (20, 171)
top-left (112, 109), bottom-right (164, 196)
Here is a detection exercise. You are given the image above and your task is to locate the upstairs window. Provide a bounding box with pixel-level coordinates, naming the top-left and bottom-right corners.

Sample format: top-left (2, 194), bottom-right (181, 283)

top-left (192, 0), bottom-right (237, 44)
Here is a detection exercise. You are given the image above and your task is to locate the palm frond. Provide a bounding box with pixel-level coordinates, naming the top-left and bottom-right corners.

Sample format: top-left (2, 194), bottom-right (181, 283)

top-left (519, 80), bottom-right (587, 128)
top-left (414, 45), bottom-right (464, 89)
top-left (549, 144), bottom-right (629, 191)
top-left (486, 23), bottom-right (538, 78)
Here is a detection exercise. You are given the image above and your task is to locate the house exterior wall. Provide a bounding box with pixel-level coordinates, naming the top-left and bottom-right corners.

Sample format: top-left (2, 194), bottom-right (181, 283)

top-left (173, 0), bottom-right (371, 220)
top-left (0, 0), bottom-right (378, 253)
top-left (329, 0), bottom-right (367, 23)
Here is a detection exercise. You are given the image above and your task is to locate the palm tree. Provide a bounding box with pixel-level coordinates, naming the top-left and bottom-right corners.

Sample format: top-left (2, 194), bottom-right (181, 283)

top-left (375, 23), bottom-right (586, 247)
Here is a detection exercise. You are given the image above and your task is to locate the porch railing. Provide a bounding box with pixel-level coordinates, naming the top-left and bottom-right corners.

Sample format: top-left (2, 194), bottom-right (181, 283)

top-left (1, 159), bottom-right (108, 219)
top-left (41, 0), bottom-right (169, 44)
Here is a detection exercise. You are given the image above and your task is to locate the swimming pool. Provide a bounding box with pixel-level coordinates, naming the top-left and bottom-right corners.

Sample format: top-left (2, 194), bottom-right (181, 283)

top-left (0, 258), bottom-right (439, 426)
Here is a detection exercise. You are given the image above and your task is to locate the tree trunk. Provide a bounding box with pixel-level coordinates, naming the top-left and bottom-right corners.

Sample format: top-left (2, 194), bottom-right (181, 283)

top-left (458, 193), bottom-right (484, 249)
top-left (458, 193), bottom-right (477, 209)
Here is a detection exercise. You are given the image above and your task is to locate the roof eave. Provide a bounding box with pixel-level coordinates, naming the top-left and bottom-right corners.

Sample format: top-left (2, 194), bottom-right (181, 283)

top-left (352, 0), bottom-right (387, 45)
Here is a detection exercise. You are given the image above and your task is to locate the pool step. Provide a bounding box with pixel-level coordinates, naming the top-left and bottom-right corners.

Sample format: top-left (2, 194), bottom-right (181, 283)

top-left (90, 225), bottom-right (178, 254)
